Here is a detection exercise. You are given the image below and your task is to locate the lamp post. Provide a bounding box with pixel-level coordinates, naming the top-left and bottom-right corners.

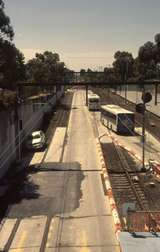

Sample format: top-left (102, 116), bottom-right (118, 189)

top-left (124, 61), bottom-right (128, 103)
top-left (136, 90), bottom-right (152, 170)
top-left (141, 91), bottom-right (152, 170)
top-left (155, 63), bottom-right (160, 105)
top-left (124, 57), bottom-right (130, 103)
top-left (142, 86), bottom-right (146, 171)
top-left (15, 86), bottom-right (22, 162)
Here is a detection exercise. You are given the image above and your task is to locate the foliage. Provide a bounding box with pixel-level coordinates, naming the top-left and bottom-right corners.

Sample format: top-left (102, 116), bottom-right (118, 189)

top-left (0, 0), bottom-right (14, 41)
top-left (113, 51), bottom-right (134, 81)
top-left (0, 0), bottom-right (25, 89)
top-left (0, 88), bottom-right (16, 109)
top-left (138, 41), bottom-right (156, 62)
top-left (0, 40), bottom-right (26, 88)
top-left (26, 51), bottom-right (66, 83)
top-left (104, 67), bottom-right (119, 82)
top-left (101, 33), bottom-right (160, 83)
top-left (137, 39), bottom-right (159, 80)
top-left (155, 33), bottom-right (160, 47)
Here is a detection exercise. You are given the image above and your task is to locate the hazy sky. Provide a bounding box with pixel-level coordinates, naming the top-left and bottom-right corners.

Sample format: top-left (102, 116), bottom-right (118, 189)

top-left (4, 0), bottom-right (160, 70)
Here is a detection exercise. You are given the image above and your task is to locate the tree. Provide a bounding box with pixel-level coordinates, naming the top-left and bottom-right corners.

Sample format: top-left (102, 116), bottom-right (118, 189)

top-left (104, 67), bottom-right (118, 82)
top-left (113, 51), bottom-right (134, 81)
top-left (137, 41), bottom-right (157, 80)
top-left (0, 0), bottom-right (25, 88)
top-left (138, 41), bottom-right (156, 62)
top-left (155, 33), bottom-right (160, 47)
top-left (0, 39), bottom-right (25, 88)
top-left (26, 51), bottom-right (66, 83)
top-left (0, 0), bottom-right (14, 41)
top-left (154, 33), bottom-right (160, 63)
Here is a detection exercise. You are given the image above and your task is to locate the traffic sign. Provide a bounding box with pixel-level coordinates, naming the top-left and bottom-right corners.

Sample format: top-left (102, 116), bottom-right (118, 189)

top-left (142, 92), bottom-right (152, 103)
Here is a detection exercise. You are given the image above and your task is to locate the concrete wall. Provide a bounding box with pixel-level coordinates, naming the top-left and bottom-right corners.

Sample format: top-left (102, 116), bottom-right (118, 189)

top-left (0, 86), bottom-right (64, 179)
top-left (0, 110), bottom-right (16, 178)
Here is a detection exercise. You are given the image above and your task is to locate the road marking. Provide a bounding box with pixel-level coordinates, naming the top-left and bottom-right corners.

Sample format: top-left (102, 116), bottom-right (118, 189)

top-left (10, 216), bottom-right (47, 251)
top-left (81, 231), bottom-right (90, 252)
top-left (46, 218), bottom-right (59, 249)
top-left (0, 219), bottom-right (17, 251)
top-left (14, 230), bottom-right (27, 252)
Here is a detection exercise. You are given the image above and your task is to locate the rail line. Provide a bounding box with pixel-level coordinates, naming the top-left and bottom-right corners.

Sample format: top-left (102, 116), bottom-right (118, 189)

top-left (92, 86), bottom-right (160, 141)
top-left (91, 111), bottom-right (152, 222)
top-left (111, 140), bottom-right (149, 211)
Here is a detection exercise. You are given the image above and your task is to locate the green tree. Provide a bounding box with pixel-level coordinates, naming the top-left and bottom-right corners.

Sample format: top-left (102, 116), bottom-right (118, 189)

top-left (137, 41), bottom-right (157, 80)
top-left (154, 33), bottom-right (160, 63)
top-left (26, 51), bottom-right (65, 83)
top-left (138, 41), bottom-right (156, 62)
top-left (155, 33), bottom-right (160, 47)
top-left (0, 0), bottom-right (14, 41)
top-left (113, 51), bottom-right (134, 81)
top-left (0, 41), bottom-right (25, 87)
top-left (104, 67), bottom-right (118, 82)
top-left (0, 0), bottom-right (25, 88)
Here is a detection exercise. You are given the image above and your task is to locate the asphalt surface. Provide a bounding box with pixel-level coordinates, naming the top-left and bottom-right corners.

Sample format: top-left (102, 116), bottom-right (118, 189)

top-left (0, 89), bottom-right (119, 252)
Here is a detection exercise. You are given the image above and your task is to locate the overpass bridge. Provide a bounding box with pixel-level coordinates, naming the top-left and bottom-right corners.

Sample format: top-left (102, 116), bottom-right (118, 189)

top-left (16, 71), bottom-right (160, 86)
top-left (16, 72), bottom-right (160, 105)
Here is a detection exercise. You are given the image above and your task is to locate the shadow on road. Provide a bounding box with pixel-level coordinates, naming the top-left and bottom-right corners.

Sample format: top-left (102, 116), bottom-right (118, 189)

top-left (0, 161), bottom-right (85, 219)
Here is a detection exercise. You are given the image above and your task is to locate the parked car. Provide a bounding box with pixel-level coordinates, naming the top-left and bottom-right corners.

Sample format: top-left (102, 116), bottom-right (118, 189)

top-left (25, 131), bottom-right (46, 150)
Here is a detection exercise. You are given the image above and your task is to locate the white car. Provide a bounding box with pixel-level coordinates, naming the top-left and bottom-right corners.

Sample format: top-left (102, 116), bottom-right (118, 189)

top-left (26, 131), bottom-right (46, 150)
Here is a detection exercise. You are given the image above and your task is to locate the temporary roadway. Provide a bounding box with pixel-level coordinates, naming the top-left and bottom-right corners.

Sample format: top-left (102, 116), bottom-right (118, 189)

top-left (0, 89), bottom-right (120, 251)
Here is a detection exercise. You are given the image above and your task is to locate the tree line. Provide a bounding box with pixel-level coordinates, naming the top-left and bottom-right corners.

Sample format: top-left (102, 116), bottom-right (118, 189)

top-left (0, 0), bottom-right (69, 90)
top-left (80, 34), bottom-right (160, 83)
top-left (1, 0), bottom-right (160, 90)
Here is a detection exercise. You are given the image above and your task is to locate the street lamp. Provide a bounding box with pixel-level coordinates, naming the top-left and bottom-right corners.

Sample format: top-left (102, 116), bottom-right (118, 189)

top-left (136, 91), bottom-right (152, 170)
top-left (124, 57), bottom-right (131, 103)
top-left (156, 63), bottom-right (160, 79)
top-left (155, 63), bottom-right (160, 105)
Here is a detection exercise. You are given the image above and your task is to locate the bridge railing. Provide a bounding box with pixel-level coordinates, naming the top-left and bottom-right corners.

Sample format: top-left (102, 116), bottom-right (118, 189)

top-left (16, 72), bottom-right (160, 86)
top-left (63, 71), bottom-right (109, 84)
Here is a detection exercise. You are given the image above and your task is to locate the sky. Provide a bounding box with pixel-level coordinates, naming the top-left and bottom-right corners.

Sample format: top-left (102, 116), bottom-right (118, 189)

top-left (4, 0), bottom-right (160, 71)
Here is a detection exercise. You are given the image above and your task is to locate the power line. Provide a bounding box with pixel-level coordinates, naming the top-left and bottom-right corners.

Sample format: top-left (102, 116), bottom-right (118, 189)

top-left (0, 96), bottom-right (55, 168)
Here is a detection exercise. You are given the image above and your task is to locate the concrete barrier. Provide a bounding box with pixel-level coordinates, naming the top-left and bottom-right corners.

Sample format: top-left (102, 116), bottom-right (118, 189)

top-left (96, 138), bottom-right (122, 240)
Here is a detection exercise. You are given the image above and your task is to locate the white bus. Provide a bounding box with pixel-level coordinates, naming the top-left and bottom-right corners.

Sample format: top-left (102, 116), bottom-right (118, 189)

top-left (88, 90), bottom-right (94, 94)
top-left (88, 94), bottom-right (100, 110)
top-left (101, 104), bottom-right (135, 134)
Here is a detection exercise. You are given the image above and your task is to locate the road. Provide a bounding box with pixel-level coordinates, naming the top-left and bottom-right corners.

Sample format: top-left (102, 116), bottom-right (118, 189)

top-left (0, 89), bottom-right (119, 252)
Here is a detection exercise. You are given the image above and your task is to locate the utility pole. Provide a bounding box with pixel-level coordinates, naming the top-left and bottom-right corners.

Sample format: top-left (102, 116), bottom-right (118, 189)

top-left (136, 87), bottom-right (152, 170)
top-left (15, 85), bottom-right (22, 162)
top-left (18, 86), bottom-right (21, 162)
top-left (142, 85), bottom-right (146, 170)
top-left (124, 59), bottom-right (129, 103)
top-left (155, 63), bottom-right (160, 105)
top-left (86, 84), bottom-right (88, 106)
top-left (155, 84), bottom-right (158, 105)
top-left (141, 87), bottom-right (152, 170)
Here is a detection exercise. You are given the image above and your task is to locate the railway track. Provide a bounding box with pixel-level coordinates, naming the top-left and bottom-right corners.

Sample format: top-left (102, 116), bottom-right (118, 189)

top-left (92, 86), bottom-right (160, 141)
top-left (91, 111), bottom-right (152, 223)
top-left (110, 141), bottom-right (149, 211)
